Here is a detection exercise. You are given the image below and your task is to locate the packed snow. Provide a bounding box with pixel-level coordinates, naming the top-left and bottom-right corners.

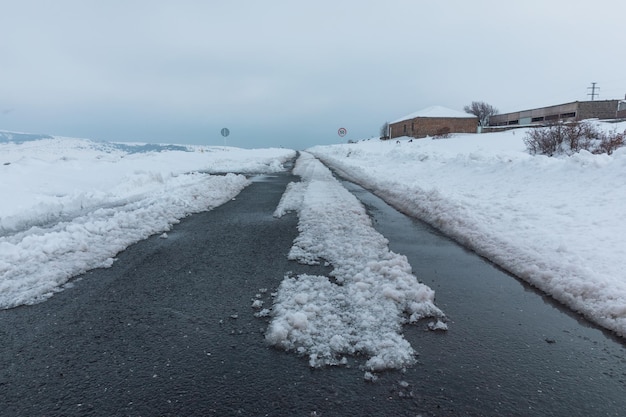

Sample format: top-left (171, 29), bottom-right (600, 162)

top-left (268, 153), bottom-right (445, 371)
top-left (0, 134), bottom-right (295, 308)
top-left (308, 120), bottom-right (626, 338)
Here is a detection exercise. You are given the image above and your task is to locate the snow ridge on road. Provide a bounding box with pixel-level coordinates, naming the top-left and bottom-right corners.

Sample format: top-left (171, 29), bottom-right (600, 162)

top-left (268, 153), bottom-right (445, 372)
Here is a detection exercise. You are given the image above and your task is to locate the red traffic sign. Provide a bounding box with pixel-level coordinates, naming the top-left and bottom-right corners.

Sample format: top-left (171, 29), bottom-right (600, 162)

top-left (338, 127), bottom-right (347, 137)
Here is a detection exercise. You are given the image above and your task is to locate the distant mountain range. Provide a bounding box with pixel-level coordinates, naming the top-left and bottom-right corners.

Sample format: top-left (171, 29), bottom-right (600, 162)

top-left (0, 130), bottom-right (191, 153)
top-left (0, 130), bottom-right (53, 142)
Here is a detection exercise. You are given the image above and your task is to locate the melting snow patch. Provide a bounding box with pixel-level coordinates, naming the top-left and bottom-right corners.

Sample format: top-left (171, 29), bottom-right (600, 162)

top-left (428, 320), bottom-right (448, 331)
top-left (363, 372), bottom-right (378, 382)
top-left (267, 153), bottom-right (445, 372)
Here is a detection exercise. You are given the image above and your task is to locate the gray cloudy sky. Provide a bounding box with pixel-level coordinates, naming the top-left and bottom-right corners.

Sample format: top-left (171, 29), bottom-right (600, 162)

top-left (1, 0), bottom-right (624, 149)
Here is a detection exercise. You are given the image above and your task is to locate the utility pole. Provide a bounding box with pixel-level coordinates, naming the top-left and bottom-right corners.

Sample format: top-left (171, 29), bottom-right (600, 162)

top-left (587, 82), bottom-right (599, 101)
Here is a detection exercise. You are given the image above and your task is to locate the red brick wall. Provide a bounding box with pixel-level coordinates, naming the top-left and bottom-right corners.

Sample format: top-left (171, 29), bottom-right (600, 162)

top-left (390, 117), bottom-right (477, 139)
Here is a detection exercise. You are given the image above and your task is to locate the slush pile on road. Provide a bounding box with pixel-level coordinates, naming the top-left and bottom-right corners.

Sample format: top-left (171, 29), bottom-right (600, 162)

top-left (267, 153), bottom-right (446, 372)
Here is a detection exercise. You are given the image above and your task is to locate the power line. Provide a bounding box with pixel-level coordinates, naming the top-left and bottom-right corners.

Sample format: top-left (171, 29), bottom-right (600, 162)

top-left (587, 82), bottom-right (600, 101)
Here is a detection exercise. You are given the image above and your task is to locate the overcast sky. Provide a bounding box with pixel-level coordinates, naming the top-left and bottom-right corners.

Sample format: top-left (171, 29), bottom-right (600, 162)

top-left (1, 0), bottom-right (624, 149)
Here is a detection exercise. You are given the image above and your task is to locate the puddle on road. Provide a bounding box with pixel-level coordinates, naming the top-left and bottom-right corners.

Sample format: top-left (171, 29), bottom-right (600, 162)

top-left (251, 174), bottom-right (280, 182)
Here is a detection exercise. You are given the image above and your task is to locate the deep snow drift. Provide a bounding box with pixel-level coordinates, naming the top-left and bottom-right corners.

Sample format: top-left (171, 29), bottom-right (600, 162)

top-left (267, 153), bottom-right (445, 371)
top-left (0, 135), bottom-right (295, 308)
top-left (308, 120), bottom-right (626, 338)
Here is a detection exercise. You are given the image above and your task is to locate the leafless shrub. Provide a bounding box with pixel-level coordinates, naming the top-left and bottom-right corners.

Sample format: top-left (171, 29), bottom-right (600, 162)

top-left (596, 130), bottom-right (625, 155)
top-left (433, 127), bottom-right (451, 139)
top-left (524, 123), bottom-right (565, 156)
top-left (379, 122), bottom-right (390, 140)
top-left (523, 121), bottom-right (626, 156)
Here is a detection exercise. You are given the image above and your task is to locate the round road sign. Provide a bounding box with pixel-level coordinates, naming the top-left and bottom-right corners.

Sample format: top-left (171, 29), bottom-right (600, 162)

top-left (221, 128), bottom-right (230, 137)
top-left (338, 127), bottom-right (347, 137)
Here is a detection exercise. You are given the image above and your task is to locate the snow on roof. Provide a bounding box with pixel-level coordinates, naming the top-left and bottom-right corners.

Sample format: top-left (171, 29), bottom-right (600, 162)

top-left (391, 105), bottom-right (476, 123)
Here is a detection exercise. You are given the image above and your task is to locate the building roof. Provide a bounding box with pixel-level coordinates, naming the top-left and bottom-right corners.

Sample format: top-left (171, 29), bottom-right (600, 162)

top-left (391, 105), bottom-right (476, 123)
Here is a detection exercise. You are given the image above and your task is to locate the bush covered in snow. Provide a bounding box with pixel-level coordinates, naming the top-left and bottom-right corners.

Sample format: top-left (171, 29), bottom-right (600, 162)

top-left (523, 121), bottom-right (625, 156)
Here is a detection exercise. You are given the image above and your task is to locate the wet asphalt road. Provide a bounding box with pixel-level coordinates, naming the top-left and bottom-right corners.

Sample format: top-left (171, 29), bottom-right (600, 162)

top-left (343, 180), bottom-right (626, 416)
top-left (1, 168), bottom-right (625, 416)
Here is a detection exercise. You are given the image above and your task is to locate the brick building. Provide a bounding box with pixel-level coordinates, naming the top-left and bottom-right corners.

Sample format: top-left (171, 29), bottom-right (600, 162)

top-left (488, 99), bottom-right (625, 127)
top-left (388, 106), bottom-right (478, 139)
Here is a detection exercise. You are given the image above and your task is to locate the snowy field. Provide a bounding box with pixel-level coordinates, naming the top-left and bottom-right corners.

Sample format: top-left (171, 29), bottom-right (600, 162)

top-left (308, 120), bottom-right (626, 338)
top-left (0, 133), bottom-right (295, 308)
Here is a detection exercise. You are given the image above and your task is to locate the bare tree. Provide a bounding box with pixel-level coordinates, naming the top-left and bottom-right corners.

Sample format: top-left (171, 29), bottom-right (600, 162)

top-left (464, 101), bottom-right (499, 126)
top-left (379, 122), bottom-right (390, 139)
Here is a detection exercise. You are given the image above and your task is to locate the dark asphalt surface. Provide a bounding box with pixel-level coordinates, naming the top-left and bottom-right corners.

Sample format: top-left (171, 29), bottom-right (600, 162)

top-left (1, 167), bottom-right (625, 416)
top-left (343, 180), bottom-right (626, 416)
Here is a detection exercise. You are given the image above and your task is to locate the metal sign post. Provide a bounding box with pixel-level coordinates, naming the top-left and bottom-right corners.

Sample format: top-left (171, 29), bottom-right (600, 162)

top-left (220, 127), bottom-right (230, 146)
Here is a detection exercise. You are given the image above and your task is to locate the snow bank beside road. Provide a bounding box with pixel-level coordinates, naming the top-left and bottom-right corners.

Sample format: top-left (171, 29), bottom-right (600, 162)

top-left (0, 173), bottom-right (248, 309)
top-left (308, 122), bottom-right (626, 338)
top-left (268, 153), bottom-right (445, 371)
top-left (0, 136), bottom-right (295, 308)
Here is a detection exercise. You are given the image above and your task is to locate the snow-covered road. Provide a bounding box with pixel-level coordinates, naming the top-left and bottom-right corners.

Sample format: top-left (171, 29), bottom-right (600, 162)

top-left (3, 128), bottom-right (626, 373)
top-left (3, 157), bottom-right (624, 416)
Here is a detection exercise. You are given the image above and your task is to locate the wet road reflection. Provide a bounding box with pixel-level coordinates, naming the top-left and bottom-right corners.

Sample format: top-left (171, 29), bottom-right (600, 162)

top-left (342, 179), bottom-right (626, 416)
